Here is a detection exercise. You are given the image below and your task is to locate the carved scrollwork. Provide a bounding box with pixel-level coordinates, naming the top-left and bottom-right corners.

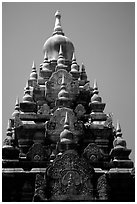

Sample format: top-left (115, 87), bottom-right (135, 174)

top-left (96, 174), bottom-right (110, 200)
top-left (83, 143), bottom-right (104, 163)
top-left (26, 143), bottom-right (50, 161)
top-left (33, 174), bottom-right (48, 201)
top-left (74, 104), bottom-right (86, 118)
top-left (46, 150), bottom-right (94, 200)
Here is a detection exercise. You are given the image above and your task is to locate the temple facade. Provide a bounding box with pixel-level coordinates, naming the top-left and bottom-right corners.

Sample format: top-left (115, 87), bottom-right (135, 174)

top-left (2, 11), bottom-right (135, 201)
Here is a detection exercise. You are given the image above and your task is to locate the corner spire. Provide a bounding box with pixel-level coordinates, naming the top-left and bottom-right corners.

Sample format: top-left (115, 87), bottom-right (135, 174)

top-left (53, 10), bottom-right (64, 35)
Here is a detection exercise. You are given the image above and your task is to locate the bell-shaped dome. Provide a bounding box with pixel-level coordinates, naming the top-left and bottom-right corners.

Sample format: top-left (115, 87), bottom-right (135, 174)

top-left (43, 11), bottom-right (74, 61)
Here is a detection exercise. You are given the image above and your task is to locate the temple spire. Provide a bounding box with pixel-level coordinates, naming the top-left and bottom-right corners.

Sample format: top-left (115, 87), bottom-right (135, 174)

top-left (53, 10), bottom-right (64, 35)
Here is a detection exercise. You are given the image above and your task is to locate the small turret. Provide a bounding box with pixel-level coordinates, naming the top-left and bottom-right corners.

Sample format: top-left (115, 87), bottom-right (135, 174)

top-left (79, 63), bottom-right (88, 85)
top-left (56, 73), bottom-right (71, 108)
top-left (23, 82), bottom-right (34, 103)
top-left (20, 82), bottom-right (37, 113)
top-left (28, 61), bottom-right (38, 87)
top-left (70, 52), bottom-right (80, 80)
top-left (41, 52), bottom-right (52, 79)
top-left (58, 73), bottom-right (69, 99)
top-left (57, 112), bottom-right (77, 153)
top-left (12, 97), bottom-right (20, 118)
top-left (2, 119), bottom-right (19, 160)
top-left (113, 121), bottom-right (126, 149)
top-left (30, 61), bottom-right (37, 81)
top-left (90, 80), bottom-right (105, 112)
top-left (110, 121), bottom-right (133, 167)
top-left (60, 112), bottom-right (75, 144)
top-left (91, 79), bottom-right (102, 103)
top-left (89, 80), bottom-right (107, 130)
top-left (56, 44), bottom-right (67, 71)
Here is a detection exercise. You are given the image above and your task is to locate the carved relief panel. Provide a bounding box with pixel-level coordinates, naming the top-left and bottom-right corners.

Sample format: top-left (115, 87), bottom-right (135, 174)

top-left (45, 69), bottom-right (79, 103)
top-left (46, 107), bottom-right (83, 142)
top-left (46, 150), bottom-right (94, 201)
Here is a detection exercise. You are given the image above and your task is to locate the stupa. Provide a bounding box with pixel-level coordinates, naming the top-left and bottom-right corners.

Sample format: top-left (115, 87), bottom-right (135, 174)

top-left (2, 11), bottom-right (135, 202)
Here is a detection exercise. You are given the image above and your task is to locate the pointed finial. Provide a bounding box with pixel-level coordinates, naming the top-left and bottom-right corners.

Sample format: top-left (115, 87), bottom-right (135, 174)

top-left (57, 44), bottom-right (65, 65)
top-left (44, 52), bottom-right (48, 61)
top-left (32, 60), bottom-right (36, 69)
top-left (116, 120), bottom-right (122, 137)
top-left (61, 73), bottom-right (65, 86)
top-left (93, 79), bottom-right (99, 94)
top-left (59, 44), bottom-right (63, 56)
top-left (64, 112), bottom-right (70, 130)
top-left (15, 97), bottom-right (19, 108)
top-left (93, 79), bottom-right (98, 89)
top-left (42, 52), bottom-right (51, 73)
top-left (71, 52), bottom-right (79, 71)
top-left (23, 81), bottom-right (33, 103)
top-left (72, 52), bottom-right (76, 62)
top-left (72, 52), bottom-right (78, 70)
top-left (24, 81), bottom-right (29, 92)
top-left (53, 10), bottom-right (64, 35)
top-left (30, 61), bottom-right (37, 80)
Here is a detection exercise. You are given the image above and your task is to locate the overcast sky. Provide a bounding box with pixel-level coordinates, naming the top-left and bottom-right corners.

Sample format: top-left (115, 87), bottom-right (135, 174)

top-left (2, 2), bottom-right (135, 161)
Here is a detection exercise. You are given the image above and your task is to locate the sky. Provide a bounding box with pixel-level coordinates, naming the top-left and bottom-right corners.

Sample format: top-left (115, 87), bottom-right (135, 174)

top-left (2, 2), bottom-right (135, 161)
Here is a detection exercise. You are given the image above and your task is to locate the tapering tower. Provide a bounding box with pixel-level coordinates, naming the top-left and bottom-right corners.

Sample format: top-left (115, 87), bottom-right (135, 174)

top-left (2, 11), bottom-right (134, 202)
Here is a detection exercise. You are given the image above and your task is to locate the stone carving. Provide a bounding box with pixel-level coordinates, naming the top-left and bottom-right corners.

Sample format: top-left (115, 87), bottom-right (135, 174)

top-left (83, 143), bottom-right (104, 163)
top-left (33, 174), bottom-right (48, 201)
top-left (27, 143), bottom-right (50, 161)
top-left (96, 174), bottom-right (110, 200)
top-left (14, 115), bottom-right (23, 128)
top-left (2, 10), bottom-right (134, 202)
top-left (74, 104), bottom-right (86, 118)
top-left (104, 113), bottom-right (113, 128)
top-left (34, 149), bottom-right (94, 201)
top-left (37, 104), bottom-right (50, 115)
